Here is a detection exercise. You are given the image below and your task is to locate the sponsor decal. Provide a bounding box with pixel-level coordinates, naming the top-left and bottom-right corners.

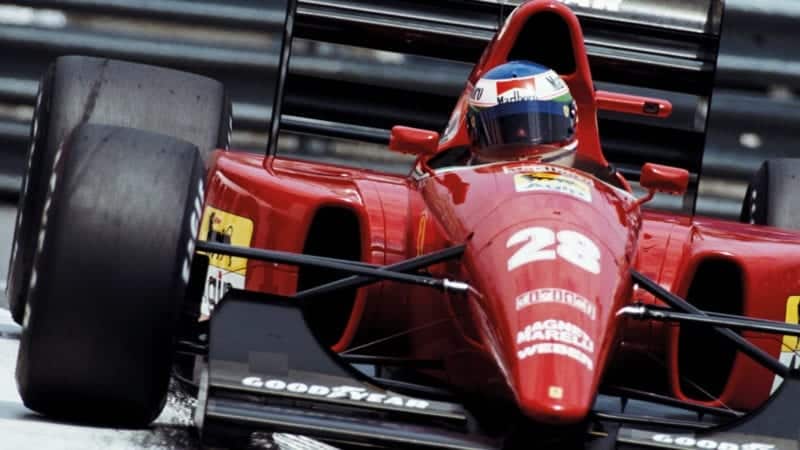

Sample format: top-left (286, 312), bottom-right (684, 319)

top-left (199, 206), bottom-right (254, 315)
top-left (771, 296), bottom-right (800, 393)
top-left (559, 0), bottom-right (623, 13)
top-left (471, 71), bottom-right (570, 108)
top-left (517, 319), bottom-right (594, 353)
top-left (471, 87), bottom-right (484, 101)
top-left (545, 73), bottom-right (566, 91)
top-left (504, 165), bottom-right (549, 175)
top-left (517, 342), bottom-right (594, 371)
top-left (618, 428), bottom-right (780, 450)
top-left (514, 171), bottom-right (592, 202)
top-left (516, 288), bottom-right (596, 320)
top-left (504, 164), bottom-right (593, 183)
top-left (496, 76), bottom-right (537, 104)
top-left (517, 319), bottom-right (594, 371)
top-left (241, 377), bottom-right (430, 410)
top-left (507, 227), bottom-right (601, 275)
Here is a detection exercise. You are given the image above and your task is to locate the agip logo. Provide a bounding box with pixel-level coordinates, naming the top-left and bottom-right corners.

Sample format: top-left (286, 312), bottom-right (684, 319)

top-left (198, 206), bottom-right (254, 316)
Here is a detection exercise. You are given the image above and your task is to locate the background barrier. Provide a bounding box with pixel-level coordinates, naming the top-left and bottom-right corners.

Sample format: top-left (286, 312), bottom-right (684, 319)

top-left (0, 0), bottom-right (796, 218)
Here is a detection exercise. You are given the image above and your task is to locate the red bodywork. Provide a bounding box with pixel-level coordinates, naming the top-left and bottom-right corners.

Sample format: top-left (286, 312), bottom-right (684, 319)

top-left (200, 0), bottom-right (800, 426)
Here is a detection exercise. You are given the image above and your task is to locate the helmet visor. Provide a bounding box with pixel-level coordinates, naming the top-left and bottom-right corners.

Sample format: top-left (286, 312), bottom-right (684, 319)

top-left (471, 100), bottom-right (575, 150)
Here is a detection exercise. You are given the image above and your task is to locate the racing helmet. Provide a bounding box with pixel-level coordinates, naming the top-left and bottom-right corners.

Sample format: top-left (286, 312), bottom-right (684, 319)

top-left (467, 61), bottom-right (578, 165)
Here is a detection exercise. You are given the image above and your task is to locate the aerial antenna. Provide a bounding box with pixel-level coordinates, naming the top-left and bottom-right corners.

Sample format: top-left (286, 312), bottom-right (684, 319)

top-left (265, 0), bottom-right (299, 159)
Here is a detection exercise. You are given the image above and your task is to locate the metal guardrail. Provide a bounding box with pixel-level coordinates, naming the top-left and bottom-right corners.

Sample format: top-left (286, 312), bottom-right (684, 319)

top-left (0, 1), bottom-right (712, 190)
top-left (293, 0), bottom-right (721, 96)
top-left (697, 0), bottom-right (800, 218)
top-left (0, 0), bottom-right (797, 219)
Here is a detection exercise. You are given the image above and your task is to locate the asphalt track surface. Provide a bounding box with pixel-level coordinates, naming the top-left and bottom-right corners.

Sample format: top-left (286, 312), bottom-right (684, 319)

top-left (0, 203), bottom-right (336, 449)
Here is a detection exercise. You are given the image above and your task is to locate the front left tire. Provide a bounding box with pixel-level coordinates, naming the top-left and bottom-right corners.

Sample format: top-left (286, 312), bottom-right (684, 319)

top-left (7, 55), bottom-right (231, 324)
top-left (16, 124), bottom-right (205, 426)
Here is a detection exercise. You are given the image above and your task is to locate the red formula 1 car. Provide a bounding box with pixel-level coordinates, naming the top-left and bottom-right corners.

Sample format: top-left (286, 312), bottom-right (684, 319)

top-left (7, 0), bottom-right (800, 449)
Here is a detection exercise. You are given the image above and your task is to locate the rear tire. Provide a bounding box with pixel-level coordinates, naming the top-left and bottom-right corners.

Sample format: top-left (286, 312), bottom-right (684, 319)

top-left (7, 55), bottom-right (230, 324)
top-left (16, 124), bottom-right (205, 426)
top-left (740, 159), bottom-right (800, 228)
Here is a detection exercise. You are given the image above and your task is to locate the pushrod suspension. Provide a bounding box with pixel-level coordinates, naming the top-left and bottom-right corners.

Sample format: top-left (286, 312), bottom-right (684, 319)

top-left (197, 241), bottom-right (470, 293)
top-left (631, 270), bottom-right (789, 377)
top-left (294, 244), bottom-right (465, 300)
top-left (620, 304), bottom-right (800, 337)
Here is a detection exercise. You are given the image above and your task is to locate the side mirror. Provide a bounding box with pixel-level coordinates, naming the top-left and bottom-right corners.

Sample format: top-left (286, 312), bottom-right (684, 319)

top-left (640, 163), bottom-right (689, 195)
top-left (631, 163), bottom-right (690, 209)
top-left (389, 126), bottom-right (439, 156)
top-left (596, 91), bottom-right (673, 119)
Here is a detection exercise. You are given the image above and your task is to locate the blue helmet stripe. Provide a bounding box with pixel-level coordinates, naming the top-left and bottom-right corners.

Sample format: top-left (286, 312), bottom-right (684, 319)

top-left (481, 60), bottom-right (551, 79)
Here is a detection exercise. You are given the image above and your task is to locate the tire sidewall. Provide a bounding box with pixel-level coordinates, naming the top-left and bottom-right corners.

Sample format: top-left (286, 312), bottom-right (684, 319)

top-left (7, 65), bottom-right (54, 324)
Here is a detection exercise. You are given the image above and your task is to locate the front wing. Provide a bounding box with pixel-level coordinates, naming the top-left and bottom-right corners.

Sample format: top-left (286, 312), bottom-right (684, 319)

top-left (195, 290), bottom-right (498, 449)
top-left (194, 289), bottom-right (800, 450)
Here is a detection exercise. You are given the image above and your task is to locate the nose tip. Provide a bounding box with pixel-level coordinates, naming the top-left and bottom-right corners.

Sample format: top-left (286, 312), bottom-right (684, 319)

top-left (512, 340), bottom-right (596, 425)
top-left (516, 378), bottom-right (592, 424)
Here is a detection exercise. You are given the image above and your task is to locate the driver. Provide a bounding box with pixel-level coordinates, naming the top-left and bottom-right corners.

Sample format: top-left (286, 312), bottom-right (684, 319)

top-left (466, 60), bottom-right (578, 167)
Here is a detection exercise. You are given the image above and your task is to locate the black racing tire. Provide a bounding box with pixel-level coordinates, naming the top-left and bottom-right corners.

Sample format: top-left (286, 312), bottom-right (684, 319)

top-left (47, 55), bottom-right (230, 163)
top-left (6, 55), bottom-right (231, 325)
top-left (16, 124), bottom-right (205, 426)
top-left (740, 159), bottom-right (800, 228)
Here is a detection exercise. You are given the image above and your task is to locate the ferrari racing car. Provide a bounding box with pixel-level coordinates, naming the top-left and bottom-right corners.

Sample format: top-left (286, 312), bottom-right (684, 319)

top-left (6, 0), bottom-right (800, 449)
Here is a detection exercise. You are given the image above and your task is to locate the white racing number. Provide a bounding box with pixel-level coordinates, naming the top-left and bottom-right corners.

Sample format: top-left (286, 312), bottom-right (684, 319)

top-left (506, 227), bottom-right (600, 274)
